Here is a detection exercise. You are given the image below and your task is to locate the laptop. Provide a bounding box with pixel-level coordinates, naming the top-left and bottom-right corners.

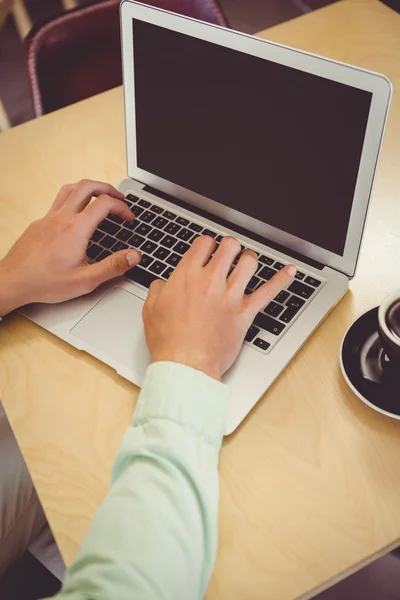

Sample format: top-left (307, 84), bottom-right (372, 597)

top-left (20, 1), bottom-right (391, 434)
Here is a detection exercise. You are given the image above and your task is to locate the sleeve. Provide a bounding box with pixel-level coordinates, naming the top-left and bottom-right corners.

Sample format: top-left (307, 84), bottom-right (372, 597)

top-left (57, 361), bottom-right (230, 600)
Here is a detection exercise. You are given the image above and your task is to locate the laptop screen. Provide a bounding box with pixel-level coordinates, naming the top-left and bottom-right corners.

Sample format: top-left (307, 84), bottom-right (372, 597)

top-left (132, 19), bottom-right (372, 256)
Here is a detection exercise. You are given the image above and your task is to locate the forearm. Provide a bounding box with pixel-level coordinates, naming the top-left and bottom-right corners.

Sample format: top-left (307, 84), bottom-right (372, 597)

top-left (57, 362), bottom-right (230, 600)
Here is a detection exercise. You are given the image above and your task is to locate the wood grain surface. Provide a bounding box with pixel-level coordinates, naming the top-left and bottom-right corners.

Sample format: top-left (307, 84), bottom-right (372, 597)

top-left (1, 1), bottom-right (400, 599)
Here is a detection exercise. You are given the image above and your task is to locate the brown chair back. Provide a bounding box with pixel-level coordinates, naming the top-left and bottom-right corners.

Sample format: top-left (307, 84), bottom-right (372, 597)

top-left (26, 0), bottom-right (228, 117)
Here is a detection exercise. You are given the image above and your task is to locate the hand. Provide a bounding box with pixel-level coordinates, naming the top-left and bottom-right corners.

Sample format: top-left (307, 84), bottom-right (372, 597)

top-left (0, 179), bottom-right (142, 316)
top-left (143, 236), bottom-right (296, 380)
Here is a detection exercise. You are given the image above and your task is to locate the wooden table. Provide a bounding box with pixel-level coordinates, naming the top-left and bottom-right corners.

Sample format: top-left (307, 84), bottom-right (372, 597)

top-left (1, 1), bottom-right (400, 598)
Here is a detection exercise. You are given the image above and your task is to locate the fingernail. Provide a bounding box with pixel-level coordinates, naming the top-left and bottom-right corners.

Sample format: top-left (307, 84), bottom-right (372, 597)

top-left (287, 265), bottom-right (297, 277)
top-left (127, 251), bottom-right (140, 267)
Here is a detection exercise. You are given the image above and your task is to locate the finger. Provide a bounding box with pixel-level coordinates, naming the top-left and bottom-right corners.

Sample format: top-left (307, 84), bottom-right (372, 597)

top-left (177, 234), bottom-right (216, 269)
top-left (227, 249), bottom-right (258, 296)
top-left (83, 248), bottom-right (141, 290)
top-left (245, 264), bottom-right (297, 316)
top-left (80, 195), bottom-right (134, 237)
top-left (63, 179), bottom-right (124, 213)
top-left (207, 236), bottom-right (241, 278)
top-left (145, 279), bottom-right (165, 312)
top-left (51, 183), bottom-right (76, 211)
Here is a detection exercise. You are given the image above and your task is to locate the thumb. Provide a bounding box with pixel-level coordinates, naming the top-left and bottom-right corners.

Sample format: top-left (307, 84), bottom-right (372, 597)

top-left (88, 249), bottom-right (141, 285)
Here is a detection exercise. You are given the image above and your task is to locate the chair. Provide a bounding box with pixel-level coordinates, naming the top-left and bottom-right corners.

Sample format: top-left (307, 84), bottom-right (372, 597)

top-left (25, 0), bottom-right (229, 117)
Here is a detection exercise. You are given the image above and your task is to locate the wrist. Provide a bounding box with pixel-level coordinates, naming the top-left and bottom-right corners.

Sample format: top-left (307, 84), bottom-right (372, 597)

top-left (150, 349), bottom-right (221, 382)
top-left (0, 259), bottom-right (27, 316)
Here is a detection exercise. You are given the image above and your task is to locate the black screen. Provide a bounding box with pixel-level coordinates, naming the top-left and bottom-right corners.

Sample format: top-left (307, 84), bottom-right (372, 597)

top-left (132, 19), bottom-right (372, 255)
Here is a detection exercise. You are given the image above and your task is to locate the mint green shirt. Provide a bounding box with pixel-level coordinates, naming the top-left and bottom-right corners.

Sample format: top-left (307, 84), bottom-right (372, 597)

top-left (58, 362), bottom-right (230, 600)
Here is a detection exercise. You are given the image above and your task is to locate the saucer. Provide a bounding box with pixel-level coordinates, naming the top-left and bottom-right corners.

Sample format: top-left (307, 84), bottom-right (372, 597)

top-left (340, 307), bottom-right (400, 419)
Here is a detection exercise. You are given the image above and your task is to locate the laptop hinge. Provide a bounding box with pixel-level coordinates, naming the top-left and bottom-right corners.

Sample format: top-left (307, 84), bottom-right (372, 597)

top-left (143, 185), bottom-right (325, 270)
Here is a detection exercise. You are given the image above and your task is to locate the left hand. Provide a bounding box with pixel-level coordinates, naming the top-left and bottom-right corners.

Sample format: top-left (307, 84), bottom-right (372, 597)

top-left (0, 179), bottom-right (142, 316)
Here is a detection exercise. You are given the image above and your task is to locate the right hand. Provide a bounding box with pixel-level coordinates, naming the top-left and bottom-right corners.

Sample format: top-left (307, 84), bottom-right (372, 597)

top-left (143, 235), bottom-right (296, 381)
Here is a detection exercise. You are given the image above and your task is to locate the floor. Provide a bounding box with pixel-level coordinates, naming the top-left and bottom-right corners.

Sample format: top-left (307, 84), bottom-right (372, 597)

top-left (1, 0), bottom-right (400, 598)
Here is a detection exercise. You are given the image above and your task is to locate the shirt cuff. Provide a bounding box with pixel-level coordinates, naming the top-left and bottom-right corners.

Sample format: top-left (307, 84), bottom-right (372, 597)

top-left (133, 362), bottom-right (230, 449)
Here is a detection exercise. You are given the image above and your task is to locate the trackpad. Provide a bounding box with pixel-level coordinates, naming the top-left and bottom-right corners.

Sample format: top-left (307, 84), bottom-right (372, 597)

top-left (71, 286), bottom-right (150, 377)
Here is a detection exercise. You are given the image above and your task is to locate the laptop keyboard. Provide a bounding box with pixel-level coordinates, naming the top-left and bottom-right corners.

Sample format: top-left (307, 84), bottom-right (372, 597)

top-left (87, 193), bottom-right (324, 354)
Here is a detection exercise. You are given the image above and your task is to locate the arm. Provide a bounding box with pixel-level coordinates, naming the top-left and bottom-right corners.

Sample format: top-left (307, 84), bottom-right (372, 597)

top-left (59, 362), bottom-right (230, 600)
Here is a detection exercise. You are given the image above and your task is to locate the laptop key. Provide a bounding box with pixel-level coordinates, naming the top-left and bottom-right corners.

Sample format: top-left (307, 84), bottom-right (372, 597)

top-left (280, 306), bottom-right (300, 323)
top-left (253, 338), bottom-right (270, 350)
top-left (132, 205), bottom-right (144, 217)
top-left (259, 255), bottom-right (274, 266)
top-left (152, 216), bottom-right (168, 229)
top-left (248, 275), bottom-right (260, 290)
top-left (254, 313), bottom-right (285, 336)
top-left (174, 241), bottom-right (190, 255)
top-left (203, 229), bottom-right (217, 238)
top-left (154, 246), bottom-right (171, 261)
top-left (274, 262), bottom-right (285, 270)
top-left (112, 241), bottom-right (128, 252)
top-left (125, 266), bottom-right (159, 288)
top-left (150, 205), bottom-right (163, 214)
top-left (124, 219), bottom-right (139, 231)
top-left (189, 222), bottom-right (203, 232)
top-left (288, 280), bottom-right (314, 299)
top-left (87, 244), bottom-right (102, 259)
top-left (264, 301), bottom-right (284, 318)
top-left (166, 253), bottom-right (182, 267)
top-left (305, 276), bottom-right (321, 287)
top-left (141, 241), bottom-right (157, 254)
top-left (148, 229), bottom-right (164, 242)
top-left (176, 216), bottom-right (189, 226)
top-left (245, 325), bottom-right (259, 342)
top-left (176, 228), bottom-right (192, 241)
top-left (135, 223), bottom-right (152, 236)
top-left (163, 266), bottom-right (174, 279)
top-left (163, 210), bottom-right (177, 220)
top-left (286, 295), bottom-right (305, 309)
top-left (126, 194), bottom-right (139, 203)
top-left (116, 228), bottom-right (133, 242)
top-left (138, 199), bottom-right (151, 208)
top-left (216, 235), bottom-right (223, 243)
top-left (128, 234), bottom-right (145, 248)
top-left (140, 254), bottom-right (154, 269)
top-left (149, 260), bottom-right (167, 275)
top-left (259, 266), bottom-right (277, 280)
top-left (108, 214), bottom-right (123, 224)
top-left (164, 222), bottom-right (181, 235)
top-left (160, 234), bottom-right (177, 248)
top-left (141, 210), bottom-right (156, 223)
top-left (295, 271), bottom-right (305, 280)
top-left (98, 220), bottom-right (119, 235)
top-left (100, 234), bottom-right (116, 249)
top-left (275, 290), bottom-right (290, 303)
top-left (90, 230), bottom-right (104, 243)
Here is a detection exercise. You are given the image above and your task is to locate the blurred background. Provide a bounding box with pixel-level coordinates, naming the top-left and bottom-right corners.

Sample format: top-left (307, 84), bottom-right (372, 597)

top-left (0, 0), bottom-right (341, 130)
